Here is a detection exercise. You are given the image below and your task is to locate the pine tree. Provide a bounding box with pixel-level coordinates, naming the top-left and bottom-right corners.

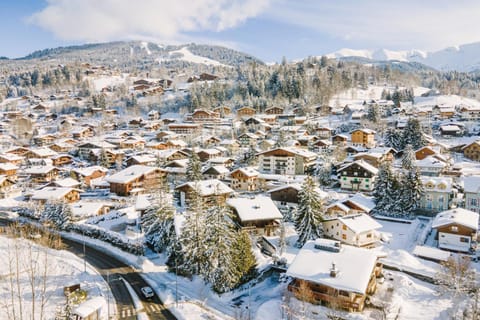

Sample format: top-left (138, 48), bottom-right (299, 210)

top-left (41, 201), bottom-right (72, 230)
top-left (231, 230), bottom-right (257, 285)
top-left (401, 144), bottom-right (416, 170)
top-left (186, 151), bottom-right (202, 182)
top-left (366, 104), bottom-right (381, 123)
top-left (294, 176), bottom-right (324, 247)
top-left (373, 161), bottom-right (400, 215)
top-left (384, 128), bottom-right (402, 150)
top-left (399, 168), bottom-right (423, 217)
top-left (402, 118), bottom-right (427, 150)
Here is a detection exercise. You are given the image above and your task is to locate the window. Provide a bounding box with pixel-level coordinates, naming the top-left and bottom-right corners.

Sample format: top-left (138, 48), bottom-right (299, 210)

top-left (366, 233), bottom-right (372, 238)
top-left (471, 199), bottom-right (478, 207)
top-left (342, 234), bottom-right (347, 240)
top-left (460, 237), bottom-right (470, 243)
top-left (365, 184), bottom-right (369, 188)
top-left (451, 226), bottom-right (458, 232)
top-left (343, 177), bottom-right (347, 181)
top-left (342, 225), bottom-right (347, 231)
top-left (365, 178), bottom-right (369, 182)
top-left (354, 172), bottom-right (358, 176)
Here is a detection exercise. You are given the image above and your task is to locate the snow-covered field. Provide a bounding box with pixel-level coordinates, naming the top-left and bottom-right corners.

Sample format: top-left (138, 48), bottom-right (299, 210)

top-left (0, 234), bottom-right (111, 320)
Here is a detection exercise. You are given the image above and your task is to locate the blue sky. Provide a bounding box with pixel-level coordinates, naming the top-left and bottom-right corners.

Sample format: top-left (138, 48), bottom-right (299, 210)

top-left (2, 0), bottom-right (480, 62)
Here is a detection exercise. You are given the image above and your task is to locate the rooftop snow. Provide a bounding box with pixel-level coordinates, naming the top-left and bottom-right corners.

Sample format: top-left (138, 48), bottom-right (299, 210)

top-left (227, 196), bottom-right (283, 222)
top-left (432, 208), bottom-right (479, 230)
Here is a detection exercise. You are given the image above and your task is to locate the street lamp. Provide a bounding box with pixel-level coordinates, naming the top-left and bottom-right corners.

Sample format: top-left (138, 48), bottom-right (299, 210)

top-left (83, 229), bottom-right (86, 273)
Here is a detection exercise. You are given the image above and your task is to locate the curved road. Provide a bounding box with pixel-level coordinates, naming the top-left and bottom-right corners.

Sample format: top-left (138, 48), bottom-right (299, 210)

top-left (0, 218), bottom-right (176, 320)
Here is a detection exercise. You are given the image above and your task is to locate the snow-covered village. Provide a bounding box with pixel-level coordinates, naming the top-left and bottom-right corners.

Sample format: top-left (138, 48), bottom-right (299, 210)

top-left (3, 2), bottom-right (480, 320)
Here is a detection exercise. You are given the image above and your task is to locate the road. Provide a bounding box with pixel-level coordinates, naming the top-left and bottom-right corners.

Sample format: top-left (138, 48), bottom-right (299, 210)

top-left (0, 218), bottom-right (176, 320)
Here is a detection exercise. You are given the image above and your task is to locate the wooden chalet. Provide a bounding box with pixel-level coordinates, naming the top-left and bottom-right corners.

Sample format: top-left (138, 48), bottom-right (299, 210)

top-left (106, 165), bottom-right (166, 196)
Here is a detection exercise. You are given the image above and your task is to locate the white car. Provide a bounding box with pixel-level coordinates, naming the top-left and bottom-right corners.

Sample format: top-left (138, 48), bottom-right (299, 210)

top-left (140, 286), bottom-right (154, 299)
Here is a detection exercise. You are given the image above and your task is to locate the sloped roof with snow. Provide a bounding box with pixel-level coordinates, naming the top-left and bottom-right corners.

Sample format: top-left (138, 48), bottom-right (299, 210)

top-left (31, 187), bottom-right (81, 200)
top-left (227, 196), bottom-right (283, 222)
top-left (106, 165), bottom-right (160, 184)
top-left (286, 239), bottom-right (378, 294)
top-left (463, 176), bottom-right (480, 193)
top-left (338, 214), bottom-right (382, 233)
top-left (343, 193), bottom-right (376, 213)
top-left (432, 208), bottom-right (479, 230)
top-left (176, 179), bottom-right (233, 196)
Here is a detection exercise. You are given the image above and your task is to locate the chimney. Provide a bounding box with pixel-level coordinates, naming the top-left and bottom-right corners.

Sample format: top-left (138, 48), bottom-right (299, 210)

top-left (330, 262), bottom-right (338, 278)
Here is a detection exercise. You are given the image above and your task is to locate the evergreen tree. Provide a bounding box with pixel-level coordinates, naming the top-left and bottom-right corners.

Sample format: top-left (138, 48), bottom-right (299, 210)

top-left (402, 118), bottom-right (427, 150)
top-left (401, 144), bottom-right (416, 170)
top-left (373, 161), bottom-right (400, 215)
top-left (384, 128), bottom-right (402, 150)
top-left (186, 151), bottom-right (202, 182)
top-left (41, 201), bottom-right (72, 230)
top-left (366, 104), bottom-right (381, 123)
top-left (399, 169), bottom-right (424, 217)
top-left (231, 230), bottom-right (257, 284)
top-left (294, 176), bottom-right (324, 247)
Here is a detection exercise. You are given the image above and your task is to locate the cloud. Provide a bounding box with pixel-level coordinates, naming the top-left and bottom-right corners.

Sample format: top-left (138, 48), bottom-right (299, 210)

top-left (268, 0), bottom-right (480, 50)
top-left (28, 0), bottom-right (270, 43)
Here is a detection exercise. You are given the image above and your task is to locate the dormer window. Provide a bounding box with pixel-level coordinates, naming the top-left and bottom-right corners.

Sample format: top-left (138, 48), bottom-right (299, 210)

top-left (451, 226), bottom-right (458, 233)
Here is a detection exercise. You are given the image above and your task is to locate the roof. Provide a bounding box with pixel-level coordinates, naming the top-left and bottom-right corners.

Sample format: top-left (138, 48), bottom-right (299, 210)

top-left (343, 193), bottom-right (376, 213)
top-left (73, 166), bottom-right (108, 177)
top-left (106, 165), bottom-right (161, 184)
top-left (286, 239), bottom-right (378, 294)
top-left (230, 167), bottom-right (259, 177)
top-left (176, 179), bottom-right (233, 196)
top-left (54, 177), bottom-right (81, 188)
top-left (432, 208), bottom-right (479, 230)
top-left (463, 175), bottom-right (480, 193)
top-left (227, 196), bottom-right (283, 222)
top-left (70, 201), bottom-right (108, 218)
top-left (25, 165), bottom-right (57, 174)
top-left (73, 297), bottom-right (106, 318)
top-left (31, 187), bottom-right (81, 200)
top-left (338, 160), bottom-right (379, 175)
top-left (257, 147), bottom-right (317, 159)
top-left (338, 214), bottom-right (382, 233)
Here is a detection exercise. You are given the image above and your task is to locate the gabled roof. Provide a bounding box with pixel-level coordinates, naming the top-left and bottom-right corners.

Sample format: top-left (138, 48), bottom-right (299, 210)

top-left (25, 165), bottom-right (58, 174)
top-left (463, 176), bottom-right (480, 193)
top-left (338, 160), bottom-right (378, 175)
top-left (286, 239), bottom-right (378, 294)
top-left (31, 187), bottom-right (82, 200)
top-left (338, 214), bottom-right (382, 233)
top-left (256, 147), bottom-right (317, 159)
top-left (343, 193), bottom-right (376, 213)
top-left (176, 179), bottom-right (233, 196)
top-left (227, 196), bottom-right (283, 222)
top-left (432, 208), bottom-right (479, 230)
top-left (106, 165), bottom-right (163, 184)
top-left (229, 167), bottom-right (259, 178)
top-left (73, 166), bottom-right (108, 177)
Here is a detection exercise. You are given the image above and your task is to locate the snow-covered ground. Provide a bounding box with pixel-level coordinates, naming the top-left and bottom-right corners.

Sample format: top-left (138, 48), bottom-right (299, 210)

top-left (0, 234), bottom-right (112, 320)
top-left (159, 46), bottom-right (228, 67)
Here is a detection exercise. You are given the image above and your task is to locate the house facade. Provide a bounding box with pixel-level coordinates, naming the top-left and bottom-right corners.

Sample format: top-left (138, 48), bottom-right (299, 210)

top-left (432, 208), bottom-right (479, 253)
top-left (323, 214), bottom-right (382, 247)
top-left (337, 160), bottom-right (378, 192)
top-left (464, 176), bottom-right (480, 213)
top-left (420, 177), bottom-right (454, 213)
top-left (257, 148), bottom-right (317, 175)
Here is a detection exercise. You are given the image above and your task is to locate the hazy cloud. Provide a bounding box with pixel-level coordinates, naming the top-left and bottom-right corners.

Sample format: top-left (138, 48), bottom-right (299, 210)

top-left (29, 0), bottom-right (270, 42)
top-left (268, 0), bottom-right (480, 51)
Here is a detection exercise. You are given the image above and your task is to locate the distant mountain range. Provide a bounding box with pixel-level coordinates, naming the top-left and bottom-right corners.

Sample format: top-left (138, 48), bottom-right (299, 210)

top-left (326, 42), bottom-right (480, 72)
top-left (13, 41), bottom-right (264, 67)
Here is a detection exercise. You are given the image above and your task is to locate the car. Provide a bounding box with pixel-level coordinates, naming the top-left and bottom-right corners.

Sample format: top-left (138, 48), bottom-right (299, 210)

top-left (140, 286), bottom-right (154, 299)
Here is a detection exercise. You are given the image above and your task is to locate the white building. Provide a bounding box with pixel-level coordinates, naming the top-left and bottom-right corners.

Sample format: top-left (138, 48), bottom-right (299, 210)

top-left (464, 175), bottom-right (480, 213)
top-left (432, 208), bottom-right (479, 253)
top-left (323, 214), bottom-right (382, 247)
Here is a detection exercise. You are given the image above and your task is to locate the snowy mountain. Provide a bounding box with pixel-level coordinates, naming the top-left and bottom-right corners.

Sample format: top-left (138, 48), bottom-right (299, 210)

top-left (18, 41), bottom-right (264, 67)
top-left (327, 42), bottom-right (480, 72)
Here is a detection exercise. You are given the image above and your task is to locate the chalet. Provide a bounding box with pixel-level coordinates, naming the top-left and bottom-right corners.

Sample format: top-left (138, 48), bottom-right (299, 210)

top-left (207, 157), bottom-right (235, 169)
top-left (464, 176), bottom-right (480, 213)
top-left (212, 106), bottom-right (232, 117)
top-left (6, 147), bottom-right (30, 157)
top-left (196, 148), bottom-right (222, 162)
top-left (168, 123), bottom-right (202, 135)
top-left (323, 214), bottom-right (382, 247)
top-left (439, 124), bottom-right (463, 137)
top-left (287, 239), bottom-right (382, 312)
top-left (77, 141), bottom-right (116, 160)
top-left (25, 147), bottom-right (58, 159)
top-left (332, 134), bottom-right (348, 146)
top-left (315, 127), bottom-right (333, 139)
top-left (31, 187), bottom-right (82, 203)
top-left (49, 177), bottom-right (81, 188)
top-left (0, 163), bottom-right (18, 180)
top-left (350, 129), bottom-right (376, 148)
top-left (462, 141), bottom-right (480, 162)
top-left (72, 127), bottom-right (95, 139)
top-left (458, 104), bottom-right (480, 120)
top-left (337, 160), bottom-right (378, 192)
top-left (353, 150), bottom-right (392, 168)
top-left (187, 73), bottom-right (218, 82)
top-left (237, 132), bottom-right (259, 146)
top-left (106, 165), bottom-right (166, 196)
top-left (148, 110), bottom-right (160, 120)
top-left (268, 183), bottom-right (328, 211)
top-left (49, 142), bottom-right (74, 153)
top-left (32, 104), bottom-right (49, 113)
top-left (175, 179), bottom-right (233, 207)
top-left (25, 166), bottom-right (59, 184)
top-left (71, 166), bottom-right (108, 187)
top-left (257, 147), bottom-right (317, 175)
top-left (229, 167), bottom-right (259, 192)
top-left (51, 154), bottom-right (74, 166)
top-left (325, 193), bottom-right (375, 217)
top-left (166, 139), bottom-right (188, 149)
top-left (415, 156), bottom-right (448, 176)
top-left (0, 175), bottom-right (19, 199)
top-left (125, 154), bottom-right (157, 167)
top-left (133, 79), bottom-right (154, 86)
top-left (265, 106), bottom-right (284, 115)
top-left (187, 109), bottom-right (220, 123)
top-left (432, 208), bottom-right (479, 253)
top-left (415, 146), bottom-right (437, 160)
top-left (227, 196), bottom-right (283, 236)
top-left (192, 135), bottom-right (221, 147)
top-left (0, 153), bottom-right (24, 166)
top-left (155, 149), bottom-right (189, 163)
top-left (237, 106), bottom-right (256, 117)
top-left (202, 165), bottom-right (230, 180)
top-left (420, 177), bottom-right (454, 213)
top-left (33, 134), bottom-right (56, 147)
top-left (119, 136), bottom-right (145, 150)
top-left (70, 201), bottom-right (110, 220)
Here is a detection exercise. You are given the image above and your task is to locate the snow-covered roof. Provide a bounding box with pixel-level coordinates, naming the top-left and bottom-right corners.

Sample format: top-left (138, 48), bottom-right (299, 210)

top-left (432, 208), bottom-right (479, 230)
top-left (416, 156), bottom-right (447, 168)
top-left (227, 196), bottom-right (283, 222)
top-left (0, 163), bottom-right (18, 171)
top-left (106, 165), bottom-right (161, 184)
top-left (73, 296), bottom-right (106, 318)
top-left (73, 165), bottom-right (108, 177)
top-left (29, 147), bottom-right (58, 157)
top-left (70, 201), bottom-right (108, 218)
top-left (203, 165), bottom-right (230, 175)
top-left (286, 239), bottom-right (378, 294)
top-left (54, 177), bottom-right (81, 188)
top-left (343, 193), bottom-right (376, 213)
top-left (338, 214), bottom-right (382, 233)
top-left (338, 160), bottom-right (378, 175)
top-left (463, 175), bottom-right (480, 193)
top-left (176, 179), bottom-right (233, 196)
top-left (31, 187), bottom-right (81, 201)
top-left (230, 167), bottom-right (259, 177)
top-left (25, 165), bottom-right (57, 174)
